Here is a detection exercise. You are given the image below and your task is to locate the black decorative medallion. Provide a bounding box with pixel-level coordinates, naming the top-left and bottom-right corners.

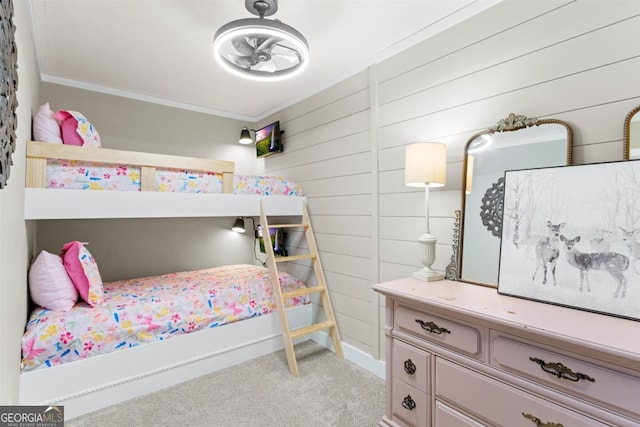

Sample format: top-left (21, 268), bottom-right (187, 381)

top-left (480, 177), bottom-right (504, 238)
top-left (1, 0), bottom-right (19, 189)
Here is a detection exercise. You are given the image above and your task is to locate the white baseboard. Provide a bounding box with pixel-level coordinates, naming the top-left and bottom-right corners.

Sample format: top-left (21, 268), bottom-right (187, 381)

top-left (310, 331), bottom-right (386, 379)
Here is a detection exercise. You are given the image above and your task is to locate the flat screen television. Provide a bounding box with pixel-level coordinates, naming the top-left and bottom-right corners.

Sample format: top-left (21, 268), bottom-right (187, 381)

top-left (257, 225), bottom-right (287, 256)
top-left (255, 121), bottom-right (283, 158)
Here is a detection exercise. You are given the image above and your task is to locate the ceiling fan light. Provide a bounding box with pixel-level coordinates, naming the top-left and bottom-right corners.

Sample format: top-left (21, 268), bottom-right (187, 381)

top-left (213, 18), bottom-right (309, 81)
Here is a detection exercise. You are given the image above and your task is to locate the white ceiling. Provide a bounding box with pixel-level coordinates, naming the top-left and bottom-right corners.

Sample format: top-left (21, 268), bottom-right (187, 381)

top-left (29, 0), bottom-right (499, 122)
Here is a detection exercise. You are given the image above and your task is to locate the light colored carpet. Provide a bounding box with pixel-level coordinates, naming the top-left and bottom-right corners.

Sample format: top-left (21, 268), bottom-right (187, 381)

top-left (66, 341), bottom-right (385, 427)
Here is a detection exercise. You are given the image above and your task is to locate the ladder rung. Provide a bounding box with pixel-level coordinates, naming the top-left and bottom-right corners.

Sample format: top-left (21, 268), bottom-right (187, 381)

top-left (268, 223), bottom-right (309, 229)
top-left (290, 321), bottom-right (335, 339)
top-left (275, 253), bottom-right (316, 262)
top-left (282, 286), bottom-right (324, 299)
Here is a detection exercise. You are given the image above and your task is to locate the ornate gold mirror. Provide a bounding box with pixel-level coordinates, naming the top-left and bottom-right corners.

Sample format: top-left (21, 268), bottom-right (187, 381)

top-left (623, 105), bottom-right (640, 160)
top-left (457, 113), bottom-right (573, 287)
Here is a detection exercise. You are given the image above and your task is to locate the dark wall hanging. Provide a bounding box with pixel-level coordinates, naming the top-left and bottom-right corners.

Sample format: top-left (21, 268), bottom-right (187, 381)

top-left (480, 177), bottom-right (505, 238)
top-left (1, 0), bottom-right (19, 189)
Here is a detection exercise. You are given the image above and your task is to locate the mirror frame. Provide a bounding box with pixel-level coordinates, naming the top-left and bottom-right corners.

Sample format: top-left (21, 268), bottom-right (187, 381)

top-left (454, 113), bottom-right (573, 287)
top-left (623, 104), bottom-right (640, 160)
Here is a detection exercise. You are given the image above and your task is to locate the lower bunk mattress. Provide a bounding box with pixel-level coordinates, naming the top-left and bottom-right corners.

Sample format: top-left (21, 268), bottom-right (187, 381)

top-left (21, 264), bottom-right (308, 372)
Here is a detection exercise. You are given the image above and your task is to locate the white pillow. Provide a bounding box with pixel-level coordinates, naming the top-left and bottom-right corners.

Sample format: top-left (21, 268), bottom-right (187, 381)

top-left (33, 102), bottom-right (62, 144)
top-left (29, 250), bottom-right (78, 311)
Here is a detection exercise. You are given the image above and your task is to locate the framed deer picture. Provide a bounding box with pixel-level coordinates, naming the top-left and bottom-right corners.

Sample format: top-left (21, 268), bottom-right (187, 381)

top-left (497, 159), bottom-right (640, 321)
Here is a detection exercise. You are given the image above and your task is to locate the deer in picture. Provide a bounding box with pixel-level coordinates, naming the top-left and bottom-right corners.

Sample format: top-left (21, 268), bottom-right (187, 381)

top-left (619, 227), bottom-right (640, 274)
top-left (559, 235), bottom-right (630, 298)
top-left (590, 228), bottom-right (612, 253)
top-left (531, 221), bottom-right (565, 285)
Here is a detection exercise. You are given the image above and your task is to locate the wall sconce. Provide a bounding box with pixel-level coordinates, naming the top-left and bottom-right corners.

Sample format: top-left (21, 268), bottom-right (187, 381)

top-left (231, 216), bottom-right (259, 238)
top-left (232, 217), bottom-right (246, 233)
top-left (404, 142), bottom-right (447, 282)
top-left (239, 127), bottom-right (253, 145)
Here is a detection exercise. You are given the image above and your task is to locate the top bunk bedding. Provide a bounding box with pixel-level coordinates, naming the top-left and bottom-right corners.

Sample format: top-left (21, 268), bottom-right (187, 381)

top-left (24, 141), bottom-right (306, 219)
top-left (44, 159), bottom-right (302, 196)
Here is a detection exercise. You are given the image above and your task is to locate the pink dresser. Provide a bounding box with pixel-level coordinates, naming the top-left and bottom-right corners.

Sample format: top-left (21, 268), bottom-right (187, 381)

top-left (373, 278), bottom-right (640, 427)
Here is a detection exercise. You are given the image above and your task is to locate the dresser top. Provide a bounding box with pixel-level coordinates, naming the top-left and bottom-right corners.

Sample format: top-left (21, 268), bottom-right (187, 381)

top-left (373, 278), bottom-right (640, 367)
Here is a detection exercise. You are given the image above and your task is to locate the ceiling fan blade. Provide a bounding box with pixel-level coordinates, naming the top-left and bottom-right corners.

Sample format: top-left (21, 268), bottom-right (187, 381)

top-left (272, 53), bottom-right (298, 65)
top-left (227, 53), bottom-right (255, 68)
top-left (254, 60), bottom-right (277, 73)
top-left (271, 55), bottom-right (296, 69)
top-left (256, 36), bottom-right (281, 51)
top-left (271, 44), bottom-right (301, 62)
top-left (231, 36), bottom-right (255, 55)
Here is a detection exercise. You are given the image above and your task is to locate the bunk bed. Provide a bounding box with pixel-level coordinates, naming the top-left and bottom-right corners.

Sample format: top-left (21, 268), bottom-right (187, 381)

top-left (20, 141), bottom-right (311, 418)
top-left (24, 141), bottom-right (305, 219)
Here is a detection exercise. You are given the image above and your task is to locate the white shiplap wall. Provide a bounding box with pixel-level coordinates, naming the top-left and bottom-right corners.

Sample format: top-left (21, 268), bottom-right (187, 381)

top-left (259, 71), bottom-right (379, 356)
top-left (262, 0), bottom-right (640, 361)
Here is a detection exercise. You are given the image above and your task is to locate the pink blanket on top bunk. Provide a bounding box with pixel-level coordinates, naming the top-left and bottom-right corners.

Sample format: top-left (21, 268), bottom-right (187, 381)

top-left (21, 264), bottom-right (308, 372)
top-left (44, 159), bottom-right (304, 195)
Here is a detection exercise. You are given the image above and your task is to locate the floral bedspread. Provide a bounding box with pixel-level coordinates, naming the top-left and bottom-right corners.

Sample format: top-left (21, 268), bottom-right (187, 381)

top-left (45, 159), bottom-right (304, 195)
top-left (21, 264), bottom-right (308, 372)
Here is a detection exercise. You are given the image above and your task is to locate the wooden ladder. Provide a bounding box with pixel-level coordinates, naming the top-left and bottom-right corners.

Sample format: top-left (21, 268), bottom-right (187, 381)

top-left (260, 200), bottom-right (344, 377)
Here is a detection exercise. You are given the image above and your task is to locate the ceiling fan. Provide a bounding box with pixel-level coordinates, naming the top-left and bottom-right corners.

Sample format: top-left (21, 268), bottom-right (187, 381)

top-left (213, 0), bottom-right (309, 81)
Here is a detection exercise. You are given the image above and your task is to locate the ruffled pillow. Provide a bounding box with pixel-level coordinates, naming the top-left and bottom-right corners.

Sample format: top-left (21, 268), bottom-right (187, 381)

top-left (33, 103), bottom-right (62, 144)
top-left (28, 250), bottom-right (78, 311)
top-left (61, 241), bottom-right (104, 306)
top-left (54, 110), bottom-right (101, 147)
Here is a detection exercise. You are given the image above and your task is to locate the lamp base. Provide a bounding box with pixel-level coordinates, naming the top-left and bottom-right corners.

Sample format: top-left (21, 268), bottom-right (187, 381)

top-left (413, 231), bottom-right (442, 282)
top-left (412, 268), bottom-right (444, 282)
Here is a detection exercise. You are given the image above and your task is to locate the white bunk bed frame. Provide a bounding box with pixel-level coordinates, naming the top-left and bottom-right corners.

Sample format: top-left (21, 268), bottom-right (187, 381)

top-left (21, 141), bottom-right (312, 418)
top-left (24, 141), bottom-right (304, 219)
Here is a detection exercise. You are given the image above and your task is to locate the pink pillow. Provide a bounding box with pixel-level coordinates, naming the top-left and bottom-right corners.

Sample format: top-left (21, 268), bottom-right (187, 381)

top-left (33, 103), bottom-right (62, 144)
top-left (61, 241), bottom-right (104, 306)
top-left (28, 251), bottom-right (78, 311)
top-left (54, 110), bottom-right (101, 147)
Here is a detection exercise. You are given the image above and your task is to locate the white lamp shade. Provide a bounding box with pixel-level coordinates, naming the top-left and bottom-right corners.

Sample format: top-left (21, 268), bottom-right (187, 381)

top-left (404, 142), bottom-right (447, 188)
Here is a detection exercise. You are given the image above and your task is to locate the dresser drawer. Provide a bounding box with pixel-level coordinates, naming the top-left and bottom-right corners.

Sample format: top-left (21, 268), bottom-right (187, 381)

top-left (393, 340), bottom-right (430, 394)
top-left (395, 303), bottom-right (484, 359)
top-left (434, 401), bottom-right (485, 427)
top-left (490, 333), bottom-right (640, 419)
top-left (393, 378), bottom-right (429, 427)
top-left (435, 358), bottom-right (608, 427)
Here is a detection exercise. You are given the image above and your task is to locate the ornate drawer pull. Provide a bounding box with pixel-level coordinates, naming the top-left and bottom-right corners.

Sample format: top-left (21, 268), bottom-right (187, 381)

top-left (529, 357), bottom-right (595, 383)
top-left (402, 395), bottom-right (416, 411)
top-left (415, 319), bottom-right (451, 335)
top-left (404, 358), bottom-right (416, 375)
top-left (522, 412), bottom-right (564, 427)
